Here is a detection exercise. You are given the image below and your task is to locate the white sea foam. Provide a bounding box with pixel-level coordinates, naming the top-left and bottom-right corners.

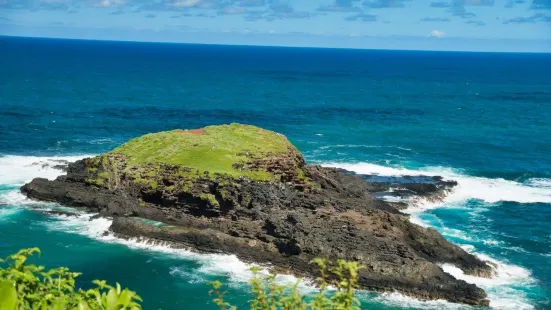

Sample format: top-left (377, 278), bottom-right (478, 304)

top-left (323, 161), bottom-right (542, 309)
top-left (0, 206), bottom-right (21, 221)
top-left (0, 155), bottom-right (92, 185)
top-left (0, 155), bottom-right (544, 309)
top-left (86, 138), bottom-right (116, 145)
top-left (443, 257), bottom-right (533, 288)
top-left (318, 144), bottom-right (384, 150)
top-left (442, 258), bottom-right (535, 310)
top-left (437, 243), bottom-right (535, 310)
top-left (526, 178), bottom-right (551, 188)
top-left (483, 239), bottom-right (504, 247)
top-left (323, 162), bottom-right (551, 204)
top-left (0, 155), bottom-right (92, 214)
top-left (440, 227), bottom-right (475, 242)
top-left (316, 144), bottom-right (415, 153)
top-left (42, 211), bottom-right (314, 290)
top-left (44, 212), bottom-right (258, 281)
top-left (373, 292), bottom-right (470, 310)
top-left (0, 190), bottom-right (31, 205)
top-left (378, 195), bottom-right (405, 203)
top-left (0, 155), bottom-right (307, 292)
top-left (168, 267), bottom-right (206, 284)
top-left (409, 210), bottom-right (537, 309)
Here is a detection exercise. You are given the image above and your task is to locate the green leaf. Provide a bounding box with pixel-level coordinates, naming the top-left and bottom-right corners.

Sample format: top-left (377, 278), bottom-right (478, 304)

top-left (0, 248), bottom-right (143, 309)
top-left (51, 297), bottom-right (67, 310)
top-left (105, 288), bottom-right (119, 310)
top-left (0, 280), bottom-right (17, 310)
top-left (117, 290), bottom-right (132, 306)
top-left (78, 300), bottom-right (91, 310)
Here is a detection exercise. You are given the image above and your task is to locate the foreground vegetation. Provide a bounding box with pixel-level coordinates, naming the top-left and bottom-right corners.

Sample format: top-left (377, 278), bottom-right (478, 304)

top-left (0, 248), bottom-right (364, 310)
top-left (0, 248), bottom-right (142, 310)
top-left (209, 259), bottom-right (364, 310)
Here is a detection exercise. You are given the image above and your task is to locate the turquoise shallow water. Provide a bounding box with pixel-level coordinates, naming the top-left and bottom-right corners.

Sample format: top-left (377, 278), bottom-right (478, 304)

top-left (0, 36), bottom-right (550, 309)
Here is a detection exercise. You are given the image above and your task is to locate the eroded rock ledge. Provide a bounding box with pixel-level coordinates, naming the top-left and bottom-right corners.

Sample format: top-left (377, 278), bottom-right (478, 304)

top-left (21, 124), bottom-right (492, 306)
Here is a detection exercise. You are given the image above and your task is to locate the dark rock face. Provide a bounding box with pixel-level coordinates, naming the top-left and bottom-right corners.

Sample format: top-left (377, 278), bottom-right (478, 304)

top-left (21, 160), bottom-right (492, 306)
top-left (29, 159), bottom-right (70, 172)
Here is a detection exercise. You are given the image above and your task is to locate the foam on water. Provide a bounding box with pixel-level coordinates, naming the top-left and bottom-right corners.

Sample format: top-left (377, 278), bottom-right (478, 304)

top-left (41, 212), bottom-right (258, 282)
top-left (0, 155), bottom-right (93, 220)
top-left (406, 208), bottom-right (537, 309)
top-left (526, 178), bottom-right (551, 188)
top-left (0, 155), bottom-right (324, 299)
top-left (323, 162), bottom-right (551, 204)
top-left (0, 189), bottom-right (58, 208)
top-left (0, 155), bottom-right (544, 309)
top-left (0, 206), bottom-right (21, 222)
top-left (0, 155), bottom-right (88, 219)
top-left (323, 161), bottom-right (543, 309)
top-left (0, 155), bottom-right (92, 185)
top-left (41, 211), bottom-right (315, 291)
top-left (440, 227), bottom-right (476, 242)
top-left (373, 292), bottom-right (470, 310)
top-left (442, 260), bottom-right (535, 310)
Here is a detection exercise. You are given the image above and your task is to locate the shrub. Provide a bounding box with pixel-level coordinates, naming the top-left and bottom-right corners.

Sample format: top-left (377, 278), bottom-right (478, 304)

top-left (209, 258), bottom-right (364, 310)
top-left (0, 248), bottom-right (364, 310)
top-left (0, 248), bottom-right (142, 310)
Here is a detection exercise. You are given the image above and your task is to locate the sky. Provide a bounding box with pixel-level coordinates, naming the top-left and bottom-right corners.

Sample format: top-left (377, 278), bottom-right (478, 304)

top-left (1, 0), bottom-right (550, 52)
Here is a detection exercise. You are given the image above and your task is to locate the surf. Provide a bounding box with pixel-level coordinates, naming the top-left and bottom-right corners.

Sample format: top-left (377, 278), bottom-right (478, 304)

top-left (321, 161), bottom-right (547, 309)
top-left (0, 155), bottom-right (546, 309)
top-left (322, 162), bottom-right (551, 204)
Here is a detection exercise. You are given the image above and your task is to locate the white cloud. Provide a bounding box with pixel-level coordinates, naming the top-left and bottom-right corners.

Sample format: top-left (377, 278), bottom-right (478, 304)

top-left (429, 29), bottom-right (446, 38)
top-left (88, 0), bottom-right (126, 8)
top-left (167, 0), bottom-right (202, 8)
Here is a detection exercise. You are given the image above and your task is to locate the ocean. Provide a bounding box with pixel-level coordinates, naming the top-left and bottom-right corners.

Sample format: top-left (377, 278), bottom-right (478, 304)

top-left (0, 36), bottom-right (550, 309)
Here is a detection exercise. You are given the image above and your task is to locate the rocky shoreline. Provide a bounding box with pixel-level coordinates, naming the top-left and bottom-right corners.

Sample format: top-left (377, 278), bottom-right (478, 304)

top-left (21, 125), bottom-right (494, 306)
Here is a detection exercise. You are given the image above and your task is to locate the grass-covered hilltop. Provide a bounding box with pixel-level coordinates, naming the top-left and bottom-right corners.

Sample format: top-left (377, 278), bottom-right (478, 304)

top-left (22, 123), bottom-right (494, 306)
top-left (112, 124), bottom-right (304, 181)
top-left (84, 124), bottom-right (312, 195)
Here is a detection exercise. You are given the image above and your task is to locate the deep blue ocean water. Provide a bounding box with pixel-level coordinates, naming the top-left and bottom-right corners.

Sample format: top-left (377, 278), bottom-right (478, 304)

top-left (1, 36), bottom-right (550, 309)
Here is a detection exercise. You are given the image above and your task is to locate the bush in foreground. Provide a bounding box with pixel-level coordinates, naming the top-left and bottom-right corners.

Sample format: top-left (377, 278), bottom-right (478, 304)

top-left (0, 248), bottom-right (142, 310)
top-left (210, 258), bottom-right (364, 310)
top-left (0, 248), bottom-right (363, 310)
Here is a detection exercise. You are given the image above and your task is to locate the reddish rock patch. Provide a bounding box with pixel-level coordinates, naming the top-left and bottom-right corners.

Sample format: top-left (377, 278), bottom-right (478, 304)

top-left (175, 129), bottom-right (204, 136)
top-left (188, 129), bottom-right (204, 136)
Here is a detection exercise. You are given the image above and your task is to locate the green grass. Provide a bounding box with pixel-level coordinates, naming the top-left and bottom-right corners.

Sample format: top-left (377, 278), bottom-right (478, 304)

top-left (85, 178), bottom-right (104, 186)
top-left (109, 124), bottom-right (300, 181)
top-left (199, 193), bottom-right (220, 208)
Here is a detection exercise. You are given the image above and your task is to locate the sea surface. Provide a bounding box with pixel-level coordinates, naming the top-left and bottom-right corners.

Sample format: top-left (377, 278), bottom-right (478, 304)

top-left (1, 36), bottom-right (550, 310)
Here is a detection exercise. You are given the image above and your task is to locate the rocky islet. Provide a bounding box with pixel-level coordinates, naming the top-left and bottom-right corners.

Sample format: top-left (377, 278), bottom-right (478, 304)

top-left (21, 124), bottom-right (494, 306)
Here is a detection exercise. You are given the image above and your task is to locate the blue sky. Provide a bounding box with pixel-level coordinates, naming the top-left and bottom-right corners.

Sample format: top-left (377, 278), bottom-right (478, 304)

top-left (1, 0), bottom-right (550, 51)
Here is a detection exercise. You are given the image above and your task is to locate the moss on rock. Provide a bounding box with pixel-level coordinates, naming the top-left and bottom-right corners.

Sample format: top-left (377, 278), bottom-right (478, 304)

top-left (199, 193), bottom-right (220, 208)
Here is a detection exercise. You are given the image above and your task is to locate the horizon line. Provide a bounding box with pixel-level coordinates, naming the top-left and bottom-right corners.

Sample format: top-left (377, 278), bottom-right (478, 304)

top-left (2, 34), bottom-right (551, 55)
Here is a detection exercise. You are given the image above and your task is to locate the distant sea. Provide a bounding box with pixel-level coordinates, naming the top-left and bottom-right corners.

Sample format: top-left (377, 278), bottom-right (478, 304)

top-left (1, 36), bottom-right (550, 309)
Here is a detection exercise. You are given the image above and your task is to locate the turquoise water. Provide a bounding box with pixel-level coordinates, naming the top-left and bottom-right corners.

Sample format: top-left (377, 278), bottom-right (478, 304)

top-left (1, 36), bottom-right (550, 309)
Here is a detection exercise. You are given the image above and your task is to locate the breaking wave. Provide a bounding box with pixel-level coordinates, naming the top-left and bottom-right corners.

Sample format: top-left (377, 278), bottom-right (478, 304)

top-left (0, 155), bottom-right (546, 309)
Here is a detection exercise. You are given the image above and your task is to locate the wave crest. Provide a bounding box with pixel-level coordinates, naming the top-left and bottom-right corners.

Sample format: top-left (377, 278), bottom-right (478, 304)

top-left (0, 155), bottom-right (93, 185)
top-left (323, 162), bottom-right (551, 204)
